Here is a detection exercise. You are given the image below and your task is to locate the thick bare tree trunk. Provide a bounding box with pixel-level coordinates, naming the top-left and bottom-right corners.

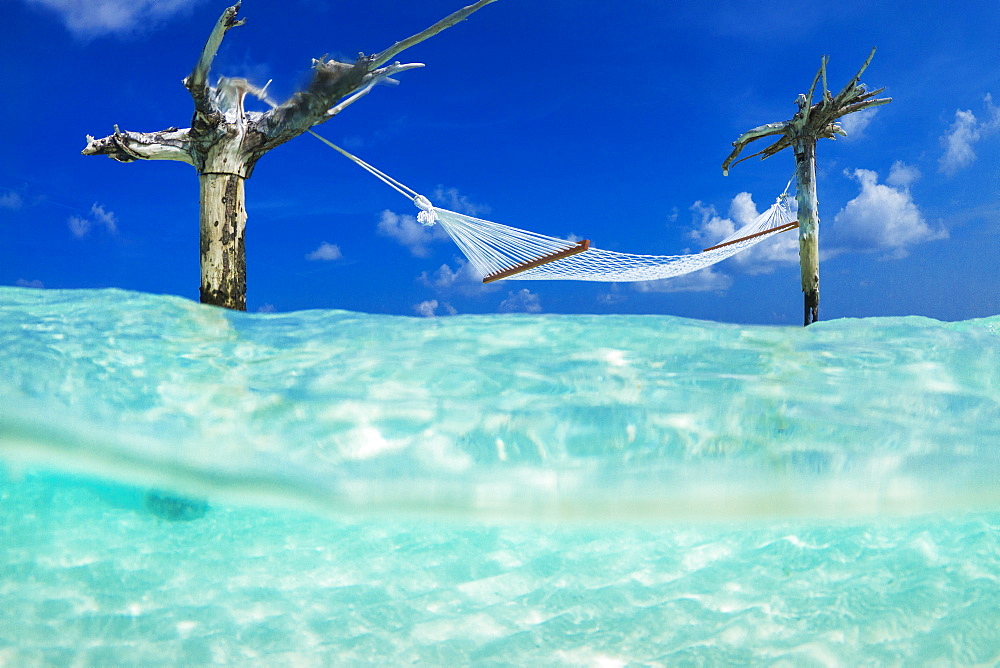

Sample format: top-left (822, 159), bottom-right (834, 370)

top-left (81, 0), bottom-right (499, 312)
top-left (793, 138), bottom-right (820, 326)
top-left (199, 173), bottom-right (247, 310)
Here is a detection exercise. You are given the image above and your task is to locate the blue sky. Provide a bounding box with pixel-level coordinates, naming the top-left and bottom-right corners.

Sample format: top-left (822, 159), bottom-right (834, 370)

top-left (1, 0), bottom-right (997, 323)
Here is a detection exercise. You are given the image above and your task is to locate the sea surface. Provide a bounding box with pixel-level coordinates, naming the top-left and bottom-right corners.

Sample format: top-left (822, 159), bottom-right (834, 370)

top-left (1, 287), bottom-right (998, 664)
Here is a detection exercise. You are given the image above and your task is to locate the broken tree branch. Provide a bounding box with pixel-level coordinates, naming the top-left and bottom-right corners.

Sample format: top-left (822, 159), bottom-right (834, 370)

top-left (325, 61), bottom-right (425, 117)
top-left (184, 2), bottom-right (246, 114)
top-left (838, 96), bottom-right (892, 118)
top-left (803, 55), bottom-right (827, 113)
top-left (833, 47), bottom-right (877, 105)
top-left (821, 56), bottom-right (829, 100)
top-left (722, 49), bottom-right (892, 176)
top-left (81, 126), bottom-right (194, 164)
top-left (371, 0), bottom-right (500, 68)
top-left (725, 134), bottom-right (795, 173)
top-left (722, 122), bottom-right (789, 175)
top-left (255, 0), bottom-right (497, 153)
top-left (253, 56), bottom-right (372, 148)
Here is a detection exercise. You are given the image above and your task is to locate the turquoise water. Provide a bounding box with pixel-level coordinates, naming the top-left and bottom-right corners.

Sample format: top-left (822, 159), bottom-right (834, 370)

top-left (1, 287), bottom-right (999, 663)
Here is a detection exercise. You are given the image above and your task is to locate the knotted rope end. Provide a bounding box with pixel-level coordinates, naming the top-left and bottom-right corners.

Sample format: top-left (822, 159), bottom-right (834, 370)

top-left (413, 195), bottom-right (438, 226)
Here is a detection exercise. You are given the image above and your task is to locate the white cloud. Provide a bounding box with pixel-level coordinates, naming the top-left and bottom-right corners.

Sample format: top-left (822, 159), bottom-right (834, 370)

top-left (597, 284), bottom-right (627, 305)
top-left (689, 200), bottom-right (737, 245)
top-left (377, 209), bottom-right (449, 257)
top-left (68, 203), bottom-right (118, 238)
top-left (420, 259), bottom-right (478, 289)
top-left (25, 0), bottom-right (207, 38)
top-left (16, 279), bottom-right (45, 289)
top-left (939, 94), bottom-right (1000, 175)
top-left (988, 94), bottom-right (1000, 124)
top-left (68, 215), bottom-right (91, 238)
top-left (418, 258), bottom-right (498, 296)
top-left (90, 203), bottom-right (117, 234)
top-left (432, 186), bottom-right (490, 217)
top-left (413, 299), bottom-right (456, 317)
top-left (837, 108), bottom-right (878, 139)
top-left (414, 300), bottom-right (438, 317)
top-left (728, 191), bottom-right (760, 228)
top-left (257, 303), bottom-right (277, 313)
top-left (939, 109), bottom-right (981, 176)
top-left (305, 242), bottom-right (342, 261)
top-left (633, 266), bottom-right (732, 293)
top-left (833, 167), bottom-right (946, 257)
top-left (688, 192), bottom-right (798, 275)
top-left (499, 288), bottom-right (542, 313)
top-left (0, 190), bottom-right (24, 210)
top-left (886, 160), bottom-right (921, 188)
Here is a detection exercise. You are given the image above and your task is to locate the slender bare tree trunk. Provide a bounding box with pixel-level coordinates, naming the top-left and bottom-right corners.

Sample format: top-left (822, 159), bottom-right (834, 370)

top-left (721, 50), bottom-right (890, 325)
top-left (199, 173), bottom-right (247, 310)
top-left (793, 138), bottom-right (820, 326)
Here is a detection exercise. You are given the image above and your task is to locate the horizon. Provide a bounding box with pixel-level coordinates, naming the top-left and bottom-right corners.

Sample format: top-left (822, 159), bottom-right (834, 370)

top-left (2, 0), bottom-right (998, 324)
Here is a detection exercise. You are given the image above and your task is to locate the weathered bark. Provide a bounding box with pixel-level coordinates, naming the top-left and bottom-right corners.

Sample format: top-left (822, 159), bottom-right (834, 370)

top-left (82, 0), bottom-right (499, 310)
top-left (82, 125), bottom-right (194, 164)
top-left (722, 49), bottom-right (891, 325)
top-left (793, 138), bottom-right (819, 326)
top-left (199, 173), bottom-right (247, 310)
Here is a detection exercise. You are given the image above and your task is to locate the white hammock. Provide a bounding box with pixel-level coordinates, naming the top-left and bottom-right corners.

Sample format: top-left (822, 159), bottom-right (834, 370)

top-left (311, 131), bottom-right (798, 284)
top-left (416, 194), bottom-right (797, 283)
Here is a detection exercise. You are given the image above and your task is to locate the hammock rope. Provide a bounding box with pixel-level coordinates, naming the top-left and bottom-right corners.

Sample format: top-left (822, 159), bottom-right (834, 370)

top-left (309, 130), bottom-right (798, 284)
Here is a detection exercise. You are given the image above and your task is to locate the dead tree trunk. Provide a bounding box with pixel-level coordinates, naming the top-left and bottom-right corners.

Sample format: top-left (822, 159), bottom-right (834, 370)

top-left (200, 172), bottom-right (247, 309)
top-left (722, 49), bottom-right (891, 325)
top-left (82, 0), bottom-right (498, 311)
top-left (793, 138), bottom-right (819, 325)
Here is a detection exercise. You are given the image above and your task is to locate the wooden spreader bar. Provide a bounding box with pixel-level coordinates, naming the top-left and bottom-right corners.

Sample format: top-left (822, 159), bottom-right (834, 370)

top-left (701, 221), bottom-right (799, 253)
top-left (482, 240), bottom-right (591, 283)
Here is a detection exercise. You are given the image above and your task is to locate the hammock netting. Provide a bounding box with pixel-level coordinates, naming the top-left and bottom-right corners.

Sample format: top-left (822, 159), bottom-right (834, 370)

top-left (415, 194), bottom-right (798, 283)
top-left (309, 129), bottom-right (798, 285)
